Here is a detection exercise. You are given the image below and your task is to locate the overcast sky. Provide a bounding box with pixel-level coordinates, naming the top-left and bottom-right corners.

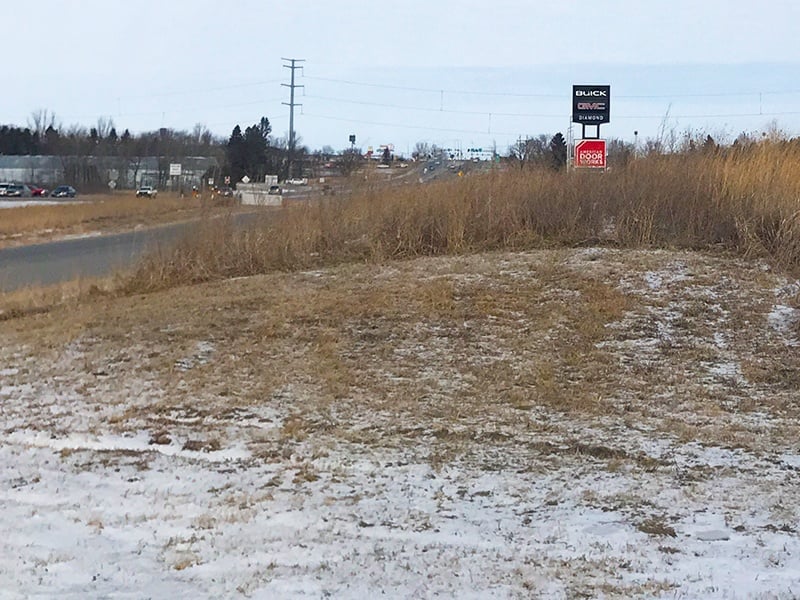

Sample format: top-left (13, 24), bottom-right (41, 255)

top-left (6, 0), bottom-right (800, 154)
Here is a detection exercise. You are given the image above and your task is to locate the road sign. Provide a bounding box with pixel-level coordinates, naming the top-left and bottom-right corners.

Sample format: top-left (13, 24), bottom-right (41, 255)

top-left (575, 139), bottom-right (607, 169)
top-left (169, 163), bottom-right (182, 176)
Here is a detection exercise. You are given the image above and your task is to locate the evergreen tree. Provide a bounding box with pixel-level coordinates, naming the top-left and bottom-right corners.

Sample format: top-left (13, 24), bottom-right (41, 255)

top-left (549, 132), bottom-right (567, 170)
top-left (243, 125), bottom-right (267, 181)
top-left (43, 125), bottom-right (61, 154)
top-left (226, 125), bottom-right (246, 183)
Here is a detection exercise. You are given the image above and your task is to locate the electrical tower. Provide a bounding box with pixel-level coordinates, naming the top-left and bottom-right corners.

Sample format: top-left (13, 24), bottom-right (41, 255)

top-left (282, 57), bottom-right (304, 180)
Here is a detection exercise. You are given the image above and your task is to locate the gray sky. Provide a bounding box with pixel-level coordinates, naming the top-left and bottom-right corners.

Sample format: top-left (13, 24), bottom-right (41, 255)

top-left (7, 0), bottom-right (800, 154)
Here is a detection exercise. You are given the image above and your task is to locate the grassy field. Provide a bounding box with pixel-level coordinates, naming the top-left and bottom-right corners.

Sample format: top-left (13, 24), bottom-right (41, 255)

top-left (3, 143), bottom-right (800, 321)
top-left (2, 246), bottom-right (799, 596)
top-left (2, 143), bottom-right (800, 595)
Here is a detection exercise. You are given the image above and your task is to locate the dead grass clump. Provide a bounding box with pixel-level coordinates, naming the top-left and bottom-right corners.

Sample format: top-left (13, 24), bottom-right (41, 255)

top-left (638, 517), bottom-right (678, 538)
top-left (0, 277), bottom-right (117, 322)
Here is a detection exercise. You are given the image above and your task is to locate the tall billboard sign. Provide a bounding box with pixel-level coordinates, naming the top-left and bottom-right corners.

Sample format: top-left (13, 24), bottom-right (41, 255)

top-left (572, 85), bottom-right (611, 125)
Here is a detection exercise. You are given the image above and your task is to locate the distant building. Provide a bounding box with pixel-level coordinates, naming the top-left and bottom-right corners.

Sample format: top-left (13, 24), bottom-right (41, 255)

top-left (0, 155), bottom-right (218, 190)
top-left (0, 156), bottom-right (63, 185)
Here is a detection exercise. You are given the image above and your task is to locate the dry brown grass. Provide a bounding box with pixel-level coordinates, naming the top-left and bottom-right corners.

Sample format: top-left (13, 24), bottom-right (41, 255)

top-left (0, 191), bottom-right (240, 249)
top-left (113, 141), bottom-right (800, 295)
top-left (4, 245), bottom-right (797, 456)
top-left (4, 141), bottom-right (800, 339)
top-left (0, 277), bottom-right (118, 322)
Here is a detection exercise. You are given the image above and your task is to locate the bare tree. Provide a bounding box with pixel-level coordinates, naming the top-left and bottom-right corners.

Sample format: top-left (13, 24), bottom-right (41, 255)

top-left (413, 141), bottom-right (431, 160)
top-left (28, 109), bottom-right (59, 138)
top-left (192, 123), bottom-right (217, 151)
top-left (338, 147), bottom-right (363, 176)
top-left (509, 135), bottom-right (548, 169)
top-left (95, 117), bottom-right (115, 140)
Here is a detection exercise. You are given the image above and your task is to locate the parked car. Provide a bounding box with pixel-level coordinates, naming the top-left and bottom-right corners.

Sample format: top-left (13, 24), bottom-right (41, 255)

top-left (29, 185), bottom-right (48, 197)
top-left (136, 185), bottom-right (158, 198)
top-left (5, 184), bottom-right (32, 197)
top-left (50, 185), bottom-right (77, 198)
top-left (0, 183), bottom-right (9, 197)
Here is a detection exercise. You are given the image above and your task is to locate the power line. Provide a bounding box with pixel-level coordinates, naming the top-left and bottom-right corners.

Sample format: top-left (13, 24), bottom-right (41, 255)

top-left (301, 112), bottom-right (520, 136)
top-left (302, 108), bottom-right (800, 138)
top-left (305, 93), bottom-right (569, 118)
top-left (303, 92), bottom-right (800, 122)
top-left (124, 79), bottom-right (286, 100)
top-left (58, 97), bottom-right (286, 124)
top-left (304, 74), bottom-right (800, 100)
top-left (303, 75), bottom-right (562, 98)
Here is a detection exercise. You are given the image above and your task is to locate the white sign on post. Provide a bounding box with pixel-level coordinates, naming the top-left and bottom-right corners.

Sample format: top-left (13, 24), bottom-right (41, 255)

top-left (169, 163), bottom-right (182, 176)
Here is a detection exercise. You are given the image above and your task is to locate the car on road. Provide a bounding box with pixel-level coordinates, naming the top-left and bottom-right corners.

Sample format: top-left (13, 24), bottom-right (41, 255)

top-left (5, 184), bottom-right (32, 197)
top-left (267, 185), bottom-right (282, 195)
top-left (29, 185), bottom-right (48, 197)
top-left (50, 185), bottom-right (77, 198)
top-left (0, 183), bottom-right (9, 197)
top-left (136, 185), bottom-right (158, 198)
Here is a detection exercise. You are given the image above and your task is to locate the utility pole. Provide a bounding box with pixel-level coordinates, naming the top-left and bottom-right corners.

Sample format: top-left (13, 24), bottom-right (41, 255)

top-left (282, 57), bottom-right (304, 181)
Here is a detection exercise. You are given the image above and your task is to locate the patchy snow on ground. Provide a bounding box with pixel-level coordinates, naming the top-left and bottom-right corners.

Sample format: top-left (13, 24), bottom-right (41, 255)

top-left (0, 199), bottom-right (82, 209)
top-left (1, 248), bottom-right (800, 599)
top-left (2, 426), bottom-right (799, 599)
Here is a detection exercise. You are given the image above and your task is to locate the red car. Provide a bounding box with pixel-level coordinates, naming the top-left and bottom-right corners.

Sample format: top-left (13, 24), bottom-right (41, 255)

top-left (29, 185), bottom-right (48, 197)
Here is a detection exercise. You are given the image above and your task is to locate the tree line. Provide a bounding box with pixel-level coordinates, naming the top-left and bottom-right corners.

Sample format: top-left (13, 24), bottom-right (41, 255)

top-left (0, 111), bottom-right (308, 189)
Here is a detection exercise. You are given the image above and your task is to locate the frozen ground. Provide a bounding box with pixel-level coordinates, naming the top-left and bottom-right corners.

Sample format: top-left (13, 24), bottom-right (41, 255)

top-left (1, 248), bottom-right (799, 598)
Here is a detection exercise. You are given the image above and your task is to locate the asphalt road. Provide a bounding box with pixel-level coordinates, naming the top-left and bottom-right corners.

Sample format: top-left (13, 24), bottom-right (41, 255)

top-left (0, 224), bottom-right (186, 292)
top-left (0, 213), bottom-right (261, 292)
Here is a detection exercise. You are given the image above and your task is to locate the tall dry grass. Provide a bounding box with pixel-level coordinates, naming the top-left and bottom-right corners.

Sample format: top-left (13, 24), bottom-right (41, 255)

top-left (123, 141), bottom-right (800, 292)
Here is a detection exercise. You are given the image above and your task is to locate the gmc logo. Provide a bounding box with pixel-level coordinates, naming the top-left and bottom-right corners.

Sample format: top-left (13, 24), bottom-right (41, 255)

top-left (575, 90), bottom-right (607, 97)
top-left (577, 102), bottom-right (606, 110)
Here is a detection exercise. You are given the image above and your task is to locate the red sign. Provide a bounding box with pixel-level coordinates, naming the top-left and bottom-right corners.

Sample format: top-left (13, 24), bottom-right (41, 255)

top-left (575, 139), bottom-right (606, 168)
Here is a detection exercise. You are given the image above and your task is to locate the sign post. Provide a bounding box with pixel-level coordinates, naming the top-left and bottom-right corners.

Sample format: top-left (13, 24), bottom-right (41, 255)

top-left (169, 163), bottom-right (182, 194)
top-left (572, 84), bottom-right (610, 170)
